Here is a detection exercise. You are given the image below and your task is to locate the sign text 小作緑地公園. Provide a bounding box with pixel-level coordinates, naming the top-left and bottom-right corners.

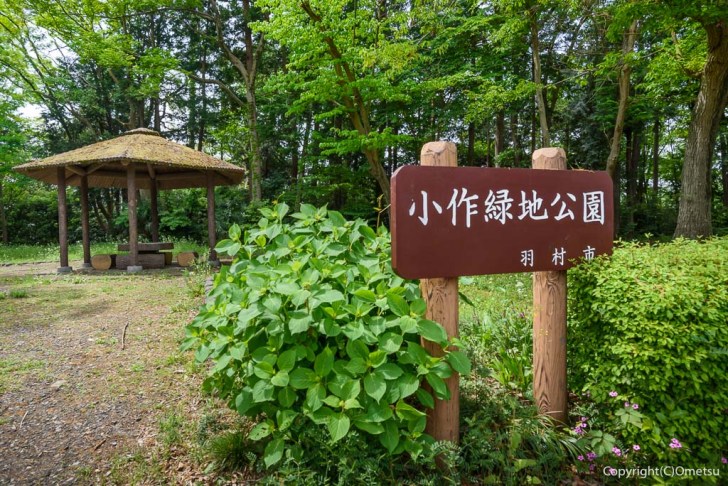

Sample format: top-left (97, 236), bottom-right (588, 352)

top-left (390, 166), bottom-right (613, 279)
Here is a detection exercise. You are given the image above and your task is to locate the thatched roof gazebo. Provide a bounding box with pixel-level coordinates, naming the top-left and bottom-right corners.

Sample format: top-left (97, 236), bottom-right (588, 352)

top-left (15, 128), bottom-right (246, 272)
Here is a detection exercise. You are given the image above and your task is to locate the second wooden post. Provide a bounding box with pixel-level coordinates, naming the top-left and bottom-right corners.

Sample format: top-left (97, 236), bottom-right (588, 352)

top-left (532, 147), bottom-right (568, 424)
top-left (420, 141), bottom-right (459, 443)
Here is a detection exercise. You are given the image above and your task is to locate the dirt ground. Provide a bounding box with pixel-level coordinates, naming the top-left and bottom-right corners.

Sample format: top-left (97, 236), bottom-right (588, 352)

top-left (0, 261), bottom-right (217, 484)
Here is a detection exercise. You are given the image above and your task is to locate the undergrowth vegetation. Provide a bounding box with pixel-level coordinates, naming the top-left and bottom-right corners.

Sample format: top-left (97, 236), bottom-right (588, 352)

top-left (178, 206), bottom-right (728, 483)
top-left (569, 237), bottom-right (728, 470)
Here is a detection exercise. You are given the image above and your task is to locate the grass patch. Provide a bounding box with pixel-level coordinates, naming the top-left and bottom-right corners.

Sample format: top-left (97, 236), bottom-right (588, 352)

top-left (0, 357), bottom-right (47, 393)
top-left (0, 239), bottom-right (209, 265)
top-left (9, 289), bottom-right (29, 298)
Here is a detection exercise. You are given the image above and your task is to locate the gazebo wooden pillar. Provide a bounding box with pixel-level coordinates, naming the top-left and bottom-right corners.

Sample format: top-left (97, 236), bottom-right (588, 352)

top-left (147, 163), bottom-right (160, 243)
top-left (79, 174), bottom-right (92, 268)
top-left (126, 164), bottom-right (142, 272)
top-left (57, 167), bottom-right (72, 273)
top-left (207, 172), bottom-right (218, 265)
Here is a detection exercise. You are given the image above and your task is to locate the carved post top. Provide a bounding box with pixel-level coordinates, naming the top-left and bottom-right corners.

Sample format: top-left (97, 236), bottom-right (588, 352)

top-left (421, 141), bottom-right (457, 167)
top-left (532, 147), bottom-right (566, 170)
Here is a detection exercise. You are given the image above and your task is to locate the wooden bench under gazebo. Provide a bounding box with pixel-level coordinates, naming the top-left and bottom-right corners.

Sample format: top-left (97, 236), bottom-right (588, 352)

top-left (14, 128), bottom-right (246, 273)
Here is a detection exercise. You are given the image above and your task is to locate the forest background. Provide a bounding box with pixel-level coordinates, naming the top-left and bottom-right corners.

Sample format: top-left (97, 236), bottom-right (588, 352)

top-left (1, 0), bottom-right (727, 247)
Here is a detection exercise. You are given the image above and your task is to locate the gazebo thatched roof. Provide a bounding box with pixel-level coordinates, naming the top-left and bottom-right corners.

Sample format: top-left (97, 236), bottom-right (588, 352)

top-left (14, 128), bottom-right (246, 190)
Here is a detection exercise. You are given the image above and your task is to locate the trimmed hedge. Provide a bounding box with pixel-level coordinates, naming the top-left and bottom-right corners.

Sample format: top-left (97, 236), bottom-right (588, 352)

top-left (568, 238), bottom-right (728, 467)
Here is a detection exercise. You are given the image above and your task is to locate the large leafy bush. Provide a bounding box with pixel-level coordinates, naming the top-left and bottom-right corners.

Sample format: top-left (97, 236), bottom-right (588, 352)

top-left (568, 238), bottom-right (728, 467)
top-left (182, 203), bottom-right (469, 468)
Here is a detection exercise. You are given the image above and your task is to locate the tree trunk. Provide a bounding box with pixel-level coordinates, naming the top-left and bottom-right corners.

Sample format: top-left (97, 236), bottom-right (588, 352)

top-left (511, 112), bottom-right (522, 166)
top-left (675, 20), bottom-right (728, 238)
top-left (0, 178), bottom-right (7, 244)
top-left (606, 20), bottom-right (638, 180)
top-left (721, 132), bottom-right (728, 207)
top-left (530, 8), bottom-right (550, 147)
top-left (467, 122), bottom-right (476, 166)
top-left (494, 111), bottom-right (505, 158)
top-left (653, 116), bottom-right (660, 196)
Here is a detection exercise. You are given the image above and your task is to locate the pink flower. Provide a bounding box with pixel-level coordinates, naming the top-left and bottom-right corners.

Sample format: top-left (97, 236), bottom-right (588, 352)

top-left (609, 391), bottom-right (618, 397)
top-left (587, 452), bottom-right (597, 461)
top-left (632, 403), bottom-right (639, 410)
top-left (670, 438), bottom-right (682, 449)
top-left (722, 457), bottom-right (727, 464)
top-left (624, 401), bottom-right (630, 407)
top-left (609, 468), bottom-right (617, 475)
top-left (581, 416), bottom-right (588, 422)
top-left (589, 464), bottom-right (596, 472)
top-left (577, 455), bottom-right (584, 461)
top-left (612, 447), bottom-right (622, 456)
top-left (633, 444), bottom-right (640, 451)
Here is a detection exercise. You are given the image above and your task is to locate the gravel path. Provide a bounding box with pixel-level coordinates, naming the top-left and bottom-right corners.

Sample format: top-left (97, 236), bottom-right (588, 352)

top-left (0, 262), bottom-right (203, 484)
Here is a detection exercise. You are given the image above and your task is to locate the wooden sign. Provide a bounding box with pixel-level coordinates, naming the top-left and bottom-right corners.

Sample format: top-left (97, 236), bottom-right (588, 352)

top-left (391, 166), bottom-right (613, 279)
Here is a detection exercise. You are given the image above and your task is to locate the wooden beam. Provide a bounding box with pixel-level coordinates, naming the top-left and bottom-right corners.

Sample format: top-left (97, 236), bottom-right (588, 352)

top-left (532, 147), bottom-right (568, 424)
top-left (156, 171), bottom-right (206, 181)
top-left (65, 162), bottom-right (109, 185)
top-left (67, 165), bottom-right (87, 177)
top-left (146, 163), bottom-right (156, 180)
top-left (419, 141), bottom-right (459, 444)
top-left (57, 167), bottom-right (71, 272)
top-left (150, 177), bottom-right (159, 243)
top-left (80, 175), bottom-right (91, 267)
top-left (207, 172), bottom-right (218, 263)
top-left (127, 165), bottom-right (140, 271)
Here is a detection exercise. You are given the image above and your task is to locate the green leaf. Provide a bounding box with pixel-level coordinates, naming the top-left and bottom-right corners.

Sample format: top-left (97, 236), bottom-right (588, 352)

top-left (410, 299), bottom-right (427, 316)
top-left (377, 363), bottom-right (404, 380)
top-left (378, 333), bottom-right (403, 353)
top-left (289, 368), bottom-right (318, 389)
top-left (364, 373), bottom-right (387, 402)
top-left (252, 380), bottom-right (275, 402)
top-left (249, 421), bottom-right (272, 441)
top-left (415, 388), bottom-right (435, 409)
top-left (228, 223), bottom-right (242, 240)
top-left (346, 340), bottom-right (370, 361)
top-left (277, 410), bottom-right (298, 431)
top-left (316, 289), bottom-right (345, 304)
top-left (328, 210), bottom-right (347, 227)
top-left (235, 390), bottom-right (254, 414)
top-left (353, 420), bottom-right (384, 435)
top-left (387, 293), bottom-right (410, 317)
top-left (396, 374), bottom-right (420, 399)
top-left (216, 239), bottom-right (241, 256)
top-left (278, 387), bottom-right (297, 408)
top-left (291, 289), bottom-right (310, 307)
top-left (379, 420), bottom-right (400, 452)
top-left (426, 373), bottom-right (450, 400)
top-left (275, 202), bottom-right (290, 220)
top-left (305, 383), bottom-right (326, 411)
top-left (395, 399), bottom-right (426, 420)
top-left (277, 349), bottom-right (297, 372)
top-left (314, 347), bottom-right (335, 377)
top-left (446, 350), bottom-right (471, 375)
top-left (264, 438), bottom-right (285, 468)
top-left (327, 414), bottom-right (350, 443)
top-left (271, 371), bottom-right (290, 387)
top-left (288, 312), bottom-right (313, 334)
top-left (417, 319), bottom-right (448, 345)
top-left (354, 288), bottom-right (377, 302)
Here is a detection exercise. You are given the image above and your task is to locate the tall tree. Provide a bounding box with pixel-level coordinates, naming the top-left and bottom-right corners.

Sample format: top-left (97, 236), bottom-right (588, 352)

top-left (674, 14), bottom-right (728, 237)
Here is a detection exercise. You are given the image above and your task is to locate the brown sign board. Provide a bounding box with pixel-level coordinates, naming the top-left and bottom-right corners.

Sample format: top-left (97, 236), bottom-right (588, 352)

top-left (391, 166), bottom-right (613, 279)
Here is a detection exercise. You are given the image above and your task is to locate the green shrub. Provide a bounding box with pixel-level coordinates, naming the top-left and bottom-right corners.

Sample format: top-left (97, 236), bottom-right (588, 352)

top-left (182, 203), bottom-right (470, 469)
top-left (568, 238), bottom-right (728, 468)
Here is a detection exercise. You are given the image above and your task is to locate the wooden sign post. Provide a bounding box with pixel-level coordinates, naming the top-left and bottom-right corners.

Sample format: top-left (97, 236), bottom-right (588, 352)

top-left (390, 142), bottom-right (613, 439)
top-left (419, 142), bottom-right (459, 443)
top-left (532, 147), bottom-right (568, 424)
